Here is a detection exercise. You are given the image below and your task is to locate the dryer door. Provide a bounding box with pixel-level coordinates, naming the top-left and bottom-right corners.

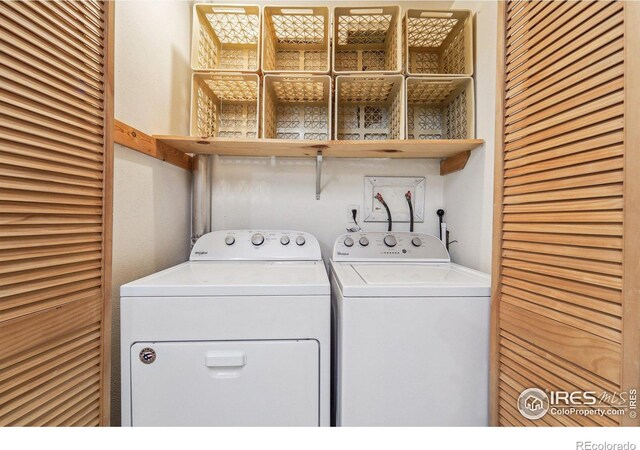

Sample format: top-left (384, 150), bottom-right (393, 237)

top-left (130, 340), bottom-right (319, 426)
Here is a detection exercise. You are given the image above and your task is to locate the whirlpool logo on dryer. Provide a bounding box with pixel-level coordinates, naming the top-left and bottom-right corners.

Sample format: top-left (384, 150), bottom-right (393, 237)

top-left (337, 252), bottom-right (350, 256)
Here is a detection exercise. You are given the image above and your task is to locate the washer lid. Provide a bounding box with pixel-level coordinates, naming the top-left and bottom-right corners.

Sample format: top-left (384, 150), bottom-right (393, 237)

top-left (330, 261), bottom-right (490, 297)
top-left (121, 260), bottom-right (330, 297)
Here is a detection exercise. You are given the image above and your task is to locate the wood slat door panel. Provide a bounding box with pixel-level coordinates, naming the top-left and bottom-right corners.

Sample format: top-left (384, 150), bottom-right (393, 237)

top-left (491, 0), bottom-right (640, 427)
top-left (0, 1), bottom-right (113, 426)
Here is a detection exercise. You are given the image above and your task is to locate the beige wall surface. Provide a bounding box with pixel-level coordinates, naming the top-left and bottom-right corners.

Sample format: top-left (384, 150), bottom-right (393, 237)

top-left (444, 0), bottom-right (497, 273)
top-left (111, 0), bottom-right (193, 425)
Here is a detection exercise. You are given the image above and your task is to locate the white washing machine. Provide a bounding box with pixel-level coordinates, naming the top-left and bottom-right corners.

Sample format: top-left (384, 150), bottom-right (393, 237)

top-left (330, 232), bottom-right (491, 426)
top-left (120, 230), bottom-right (330, 426)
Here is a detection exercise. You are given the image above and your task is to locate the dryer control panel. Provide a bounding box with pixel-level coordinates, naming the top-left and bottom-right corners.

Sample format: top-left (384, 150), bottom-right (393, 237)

top-left (191, 230), bottom-right (322, 261)
top-left (332, 232), bottom-right (450, 262)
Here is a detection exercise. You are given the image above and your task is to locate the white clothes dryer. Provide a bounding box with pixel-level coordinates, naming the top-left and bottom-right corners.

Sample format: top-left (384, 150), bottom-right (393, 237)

top-left (121, 230), bottom-right (330, 426)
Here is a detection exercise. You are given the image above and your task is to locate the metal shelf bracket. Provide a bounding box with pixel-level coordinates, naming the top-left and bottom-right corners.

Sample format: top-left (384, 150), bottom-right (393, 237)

top-left (315, 151), bottom-right (323, 200)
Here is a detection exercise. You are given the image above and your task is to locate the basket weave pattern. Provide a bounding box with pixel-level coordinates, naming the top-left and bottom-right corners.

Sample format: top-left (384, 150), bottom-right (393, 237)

top-left (444, 93), bottom-right (467, 139)
top-left (407, 78), bottom-right (471, 140)
top-left (206, 11), bottom-right (259, 43)
top-left (264, 76), bottom-right (331, 140)
top-left (204, 79), bottom-right (258, 101)
top-left (193, 5), bottom-right (261, 71)
top-left (263, 8), bottom-right (330, 73)
top-left (195, 87), bottom-right (218, 137)
top-left (442, 27), bottom-right (465, 74)
top-left (190, 6), bottom-right (474, 142)
top-left (339, 78), bottom-right (394, 103)
top-left (271, 79), bottom-right (326, 102)
top-left (219, 49), bottom-right (258, 71)
top-left (193, 74), bottom-right (260, 138)
top-left (334, 7), bottom-right (400, 73)
top-left (407, 17), bottom-right (457, 47)
top-left (405, 10), bottom-right (471, 76)
top-left (336, 76), bottom-right (403, 140)
top-left (384, 23), bottom-right (399, 71)
top-left (408, 23), bottom-right (466, 75)
top-left (271, 13), bottom-right (325, 44)
top-left (337, 14), bottom-right (392, 45)
top-left (198, 26), bottom-right (218, 70)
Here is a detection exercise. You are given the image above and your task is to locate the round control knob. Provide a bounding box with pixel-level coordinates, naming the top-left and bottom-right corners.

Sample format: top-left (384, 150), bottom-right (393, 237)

top-left (344, 237), bottom-right (354, 247)
top-left (383, 235), bottom-right (397, 248)
top-left (359, 237), bottom-right (369, 247)
top-left (224, 236), bottom-right (235, 246)
top-left (280, 235), bottom-right (290, 246)
top-left (251, 233), bottom-right (265, 246)
top-left (295, 236), bottom-right (306, 246)
top-left (411, 237), bottom-right (422, 247)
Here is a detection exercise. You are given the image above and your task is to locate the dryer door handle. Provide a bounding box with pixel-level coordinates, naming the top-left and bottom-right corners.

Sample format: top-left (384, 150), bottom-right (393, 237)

top-left (205, 352), bottom-right (247, 368)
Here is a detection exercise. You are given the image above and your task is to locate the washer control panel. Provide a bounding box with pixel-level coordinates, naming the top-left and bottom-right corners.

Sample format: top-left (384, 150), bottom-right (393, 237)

top-left (191, 230), bottom-right (321, 261)
top-left (332, 232), bottom-right (450, 262)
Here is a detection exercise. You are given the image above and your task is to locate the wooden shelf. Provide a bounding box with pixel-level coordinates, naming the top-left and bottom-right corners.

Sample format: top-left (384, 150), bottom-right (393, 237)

top-left (154, 136), bottom-right (484, 160)
top-left (114, 120), bottom-right (193, 171)
top-left (115, 118), bottom-right (484, 199)
top-left (115, 118), bottom-right (483, 175)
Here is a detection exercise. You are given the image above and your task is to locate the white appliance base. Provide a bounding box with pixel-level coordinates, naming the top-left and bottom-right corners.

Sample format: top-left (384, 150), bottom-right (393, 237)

top-left (333, 290), bottom-right (490, 426)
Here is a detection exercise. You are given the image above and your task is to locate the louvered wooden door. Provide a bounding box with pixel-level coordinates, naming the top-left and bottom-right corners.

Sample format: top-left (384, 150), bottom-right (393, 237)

top-left (492, 0), bottom-right (640, 427)
top-left (0, 1), bottom-right (114, 425)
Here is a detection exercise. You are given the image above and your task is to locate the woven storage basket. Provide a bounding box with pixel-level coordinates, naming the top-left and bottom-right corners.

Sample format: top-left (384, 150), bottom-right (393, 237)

top-left (333, 6), bottom-right (402, 74)
top-left (263, 75), bottom-right (332, 140)
top-left (191, 4), bottom-right (261, 72)
top-left (405, 9), bottom-right (473, 76)
top-left (262, 6), bottom-right (330, 73)
top-left (191, 73), bottom-right (260, 138)
top-left (406, 77), bottom-right (474, 140)
top-left (335, 75), bottom-right (404, 140)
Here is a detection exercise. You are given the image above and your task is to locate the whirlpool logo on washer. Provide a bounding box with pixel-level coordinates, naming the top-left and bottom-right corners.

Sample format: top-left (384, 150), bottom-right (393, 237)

top-left (337, 252), bottom-right (350, 256)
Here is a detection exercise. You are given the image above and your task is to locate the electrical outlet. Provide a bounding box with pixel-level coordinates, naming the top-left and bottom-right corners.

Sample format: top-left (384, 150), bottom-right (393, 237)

top-left (347, 205), bottom-right (360, 224)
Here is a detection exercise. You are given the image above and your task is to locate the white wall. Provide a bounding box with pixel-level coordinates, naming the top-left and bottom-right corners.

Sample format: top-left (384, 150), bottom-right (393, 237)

top-left (111, 0), bottom-right (193, 425)
top-left (208, 0), bottom-right (452, 258)
top-left (207, 0), bottom-right (497, 265)
top-left (211, 157), bottom-right (444, 259)
top-left (114, 0), bottom-right (193, 133)
top-left (444, 1), bottom-right (497, 273)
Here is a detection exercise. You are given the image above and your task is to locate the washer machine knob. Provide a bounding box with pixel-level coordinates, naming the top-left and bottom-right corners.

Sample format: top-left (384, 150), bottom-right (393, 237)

top-left (411, 237), bottom-right (422, 247)
top-left (251, 233), bottom-right (265, 246)
top-left (359, 237), bottom-right (369, 247)
top-left (224, 236), bottom-right (235, 246)
top-left (344, 237), bottom-right (354, 247)
top-left (280, 235), bottom-right (290, 246)
top-left (295, 236), bottom-right (306, 246)
top-left (383, 235), bottom-right (397, 248)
